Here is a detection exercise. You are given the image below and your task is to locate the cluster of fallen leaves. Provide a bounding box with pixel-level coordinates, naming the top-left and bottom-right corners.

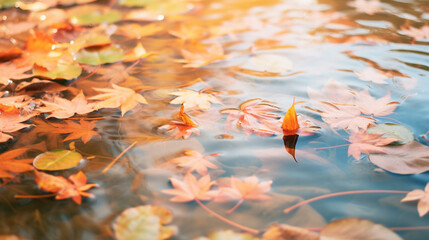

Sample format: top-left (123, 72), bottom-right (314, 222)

top-left (0, 0), bottom-right (428, 239)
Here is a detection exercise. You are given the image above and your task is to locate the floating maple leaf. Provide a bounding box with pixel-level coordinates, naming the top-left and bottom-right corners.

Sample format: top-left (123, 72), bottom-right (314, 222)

top-left (170, 150), bottom-right (219, 175)
top-left (162, 173), bottom-right (217, 202)
top-left (220, 98), bottom-right (281, 136)
top-left (355, 90), bottom-right (398, 117)
top-left (282, 98), bottom-right (299, 135)
top-left (401, 25), bottom-right (429, 41)
top-left (0, 62), bottom-right (32, 85)
top-left (0, 111), bottom-right (36, 142)
top-left (307, 79), bottom-right (356, 106)
top-left (90, 84), bottom-right (147, 116)
top-left (401, 183), bottom-right (429, 217)
top-left (347, 129), bottom-right (397, 160)
top-left (180, 42), bottom-right (226, 68)
top-left (213, 176), bottom-right (272, 213)
top-left (0, 148), bottom-right (33, 179)
top-left (159, 105), bottom-right (200, 139)
top-left (34, 170), bottom-right (98, 204)
top-left (169, 88), bottom-right (221, 110)
top-left (320, 103), bottom-right (375, 132)
top-left (354, 68), bottom-right (390, 84)
top-left (38, 91), bottom-right (95, 119)
top-left (349, 0), bottom-right (381, 15)
top-left (48, 119), bottom-right (100, 144)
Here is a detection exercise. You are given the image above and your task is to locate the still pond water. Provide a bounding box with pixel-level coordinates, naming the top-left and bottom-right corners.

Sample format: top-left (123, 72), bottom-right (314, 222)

top-left (1, 0), bottom-right (429, 239)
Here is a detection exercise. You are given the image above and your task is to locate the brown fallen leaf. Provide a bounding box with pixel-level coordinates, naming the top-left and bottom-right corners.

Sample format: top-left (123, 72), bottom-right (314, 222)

top-left (38, 91), bottom-right (95, 119)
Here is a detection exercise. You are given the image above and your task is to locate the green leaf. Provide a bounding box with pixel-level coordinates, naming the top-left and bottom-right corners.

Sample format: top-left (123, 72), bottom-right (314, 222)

top-left (33, 150), bottom-right (82, 171)
top-left (75, 45), bottom-right (124, 65)
top-left (367, 123), bottom-right (413, 145)
top-left (113, 205), bottom-right (177, 240)
top-left (33, 63), bottom-right (82, 80)
top-left (71, 10), bottom-right (122, 26)
top-left (0, 0), bottom-right (17, 9)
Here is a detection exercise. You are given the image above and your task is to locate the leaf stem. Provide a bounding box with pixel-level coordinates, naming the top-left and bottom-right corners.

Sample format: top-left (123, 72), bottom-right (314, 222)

top-left (195, 199), bottom-right (259, 234)
top-left (102, 141), bottom-right (138, 174)
top-left (314, 143), bottom-right (350, 150)
top-left (284, 190), bottom-right (409, 213)
top-left (226, 198), bottom-right (244, 214)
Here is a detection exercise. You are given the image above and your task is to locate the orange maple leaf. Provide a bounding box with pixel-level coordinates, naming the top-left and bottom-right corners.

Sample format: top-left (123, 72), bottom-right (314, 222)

top-left (49, 119), bottom-right (100, 144)
top-left (282, 98), bottom-right (299, 134)
top-left (34, 170), bottom-right (98, 204)
top-left (25, 31), bottom-right (56, 52)
top-left (0, 148), bottom-right (33, 179)
top-left (89, 84), bottom-right (147, 116)
top-left (159, 105), bottom-right (200, 139)
top-left (0, 62), bottom-right (32, 85)
top-left (162, 173), bottom-right (217, 202)
top-left (0, 111), bottom-right (36, 142)
top-left (38, 91), bottom-right (95, 119)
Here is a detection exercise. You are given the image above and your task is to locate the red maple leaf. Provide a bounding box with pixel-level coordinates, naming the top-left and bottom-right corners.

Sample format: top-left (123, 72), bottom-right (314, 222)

top-left (347, 129), bottom-right (397, 160)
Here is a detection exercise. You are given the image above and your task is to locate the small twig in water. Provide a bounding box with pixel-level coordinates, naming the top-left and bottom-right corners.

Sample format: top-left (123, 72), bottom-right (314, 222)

top-left (195, 199), bottom-right (259, 234)
top-left (284, 190), bottom-right (409, 214)
top-left (102, 141), bottom-right (138, 174)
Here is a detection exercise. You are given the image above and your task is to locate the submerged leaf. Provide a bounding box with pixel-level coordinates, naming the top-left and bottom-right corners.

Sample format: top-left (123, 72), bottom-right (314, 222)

top-left (33, 149), bottom-right (82, 171)
top-left (369, 141), bottom-right (429, 174)
top-left (113, 205), bottom-right (177, 240)
top-left (195, 230), bottom-right (259, 240)
top-left (75, 45), bottom-right (124, 65)
top-left (242, 54), bottom-right (293, 74)
top-left (263, 224), bottom-right (318, 240)
top-left (367, 123), bottom-right (413, 145)
top-left (320, 218), bottom-right (402, 240)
